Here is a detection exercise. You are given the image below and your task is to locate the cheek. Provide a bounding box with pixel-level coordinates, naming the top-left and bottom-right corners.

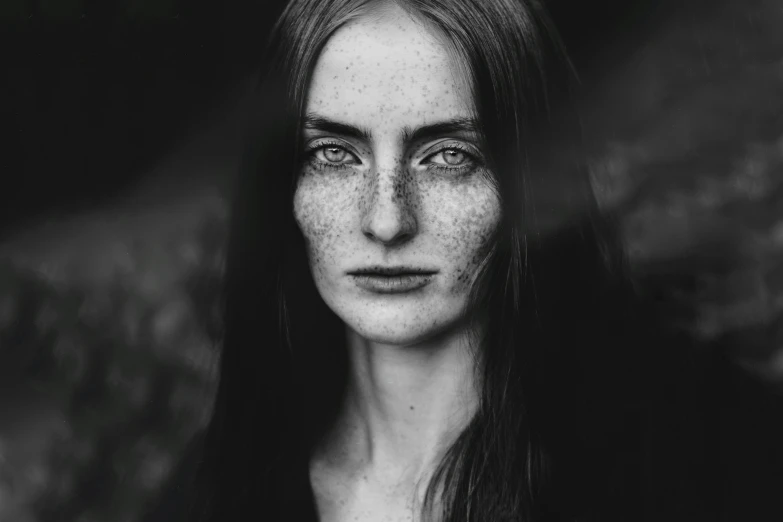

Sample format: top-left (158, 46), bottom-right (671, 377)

top-left (422, 176), bottom-right (501, 284)
top-left (293, 170), bottom-right (357, 272)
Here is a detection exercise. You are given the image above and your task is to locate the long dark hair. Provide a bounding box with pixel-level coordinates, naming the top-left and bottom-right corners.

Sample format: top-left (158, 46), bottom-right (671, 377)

top-left (190, 1), bottom-right (650, 521)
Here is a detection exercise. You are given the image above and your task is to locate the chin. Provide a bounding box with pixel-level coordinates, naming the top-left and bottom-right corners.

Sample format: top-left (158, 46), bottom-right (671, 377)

top-left (349, 322), bottom-right (436, 347)
top-left (337, 300), bottom-right (467, 347)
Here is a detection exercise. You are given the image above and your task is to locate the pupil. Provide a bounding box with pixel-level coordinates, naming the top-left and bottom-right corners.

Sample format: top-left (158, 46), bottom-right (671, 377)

top-left (324, 147), bottom-right (346, 162)
top-left (444, 149), bottom-right (464, 165)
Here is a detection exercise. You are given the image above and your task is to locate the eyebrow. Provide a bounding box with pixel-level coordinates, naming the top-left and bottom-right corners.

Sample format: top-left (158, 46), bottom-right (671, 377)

top-left (302, 113), bottom-right (481, 144)
top-left (302, 115), bottom-right (373, 141)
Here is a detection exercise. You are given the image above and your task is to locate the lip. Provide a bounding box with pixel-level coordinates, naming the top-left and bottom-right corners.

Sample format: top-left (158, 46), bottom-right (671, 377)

top-left (347, 266), bottom-right (437, 294)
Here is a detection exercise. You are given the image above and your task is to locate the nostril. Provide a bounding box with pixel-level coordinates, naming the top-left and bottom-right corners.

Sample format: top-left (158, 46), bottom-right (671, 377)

top-left (362, 218), bottom-right (414, 244)
top-left (363, 230), bottom-right (414, 248)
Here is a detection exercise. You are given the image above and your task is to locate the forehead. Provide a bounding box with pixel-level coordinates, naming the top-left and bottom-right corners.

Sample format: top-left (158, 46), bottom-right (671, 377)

top-left (305, 7), bottom-right (474, 133)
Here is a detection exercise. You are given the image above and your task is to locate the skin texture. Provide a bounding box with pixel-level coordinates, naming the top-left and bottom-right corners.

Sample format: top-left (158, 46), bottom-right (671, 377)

top-left (292, 4), bottom-right (501, 522)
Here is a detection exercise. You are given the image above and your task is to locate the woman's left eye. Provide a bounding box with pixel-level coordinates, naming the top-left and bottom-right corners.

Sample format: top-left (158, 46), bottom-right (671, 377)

top-left (425, 145), bottom-right (479, 170)
top-left (426, 146), bottom-right (477, 170)
top-left (426, 147), bottom-right (475, 169)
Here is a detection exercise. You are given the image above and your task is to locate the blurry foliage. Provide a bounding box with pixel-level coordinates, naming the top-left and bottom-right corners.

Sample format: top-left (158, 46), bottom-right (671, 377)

top-left (0, 209), bottom-right (225, 522)
top-left (583, 0), bottom-right (783, 390)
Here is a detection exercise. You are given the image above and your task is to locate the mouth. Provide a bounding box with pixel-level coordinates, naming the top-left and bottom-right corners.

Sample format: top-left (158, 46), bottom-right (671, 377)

top-left (347, 266), bottom-right (437, 294)
top-left (348, 266), bottom-right (438, 276)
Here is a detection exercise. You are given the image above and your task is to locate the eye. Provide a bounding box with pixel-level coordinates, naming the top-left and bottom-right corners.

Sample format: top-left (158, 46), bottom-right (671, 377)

top-left (423, 145), bottom-right (479, 171)
top-left (430, 148), bottom-right (468, 166)
top-left (311, 143), bottom-right (359, 166)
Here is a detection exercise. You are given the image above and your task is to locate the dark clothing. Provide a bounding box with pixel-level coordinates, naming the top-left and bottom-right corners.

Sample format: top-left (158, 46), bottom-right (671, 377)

top-left (143, 348), bottom-right (783, 522)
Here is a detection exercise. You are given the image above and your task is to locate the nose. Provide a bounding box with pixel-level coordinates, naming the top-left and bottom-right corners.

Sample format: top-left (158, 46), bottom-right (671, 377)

top-left (360, 165), bottom-right (418, 246)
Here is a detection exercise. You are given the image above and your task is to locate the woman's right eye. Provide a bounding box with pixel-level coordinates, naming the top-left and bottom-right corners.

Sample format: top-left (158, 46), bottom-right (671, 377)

top-left (309, 144), bottom-right (360, 168)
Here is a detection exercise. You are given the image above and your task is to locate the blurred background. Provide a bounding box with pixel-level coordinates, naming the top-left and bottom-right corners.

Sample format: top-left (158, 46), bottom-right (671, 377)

top-left (0, 0), bottom-right (781, 520)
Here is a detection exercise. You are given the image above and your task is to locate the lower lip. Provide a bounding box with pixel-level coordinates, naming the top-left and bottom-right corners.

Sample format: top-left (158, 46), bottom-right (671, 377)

top-left (350, 274), bottom-right (435, 294)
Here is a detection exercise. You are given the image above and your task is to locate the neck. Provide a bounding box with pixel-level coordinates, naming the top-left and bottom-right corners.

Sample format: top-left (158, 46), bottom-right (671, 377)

top-left (316, 323), bottom-right (481, 486)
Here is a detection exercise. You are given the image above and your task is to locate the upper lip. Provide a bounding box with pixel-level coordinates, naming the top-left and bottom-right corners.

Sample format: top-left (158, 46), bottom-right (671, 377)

top-left (347, 266), bottom-right (438, 276)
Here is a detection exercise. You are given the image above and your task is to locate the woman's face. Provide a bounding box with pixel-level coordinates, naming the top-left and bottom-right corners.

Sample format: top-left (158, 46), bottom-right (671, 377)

top-left (293, 7), bottom-right (502, 346)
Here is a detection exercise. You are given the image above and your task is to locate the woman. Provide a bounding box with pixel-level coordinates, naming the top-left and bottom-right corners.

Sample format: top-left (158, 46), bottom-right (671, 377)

top-left (161, 1), bottom-right (709, 521)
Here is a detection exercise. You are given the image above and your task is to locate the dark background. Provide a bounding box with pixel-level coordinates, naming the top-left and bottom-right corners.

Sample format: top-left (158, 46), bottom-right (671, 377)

top-left (1, 0), bottom-right (280, 237)
top-left (0, 0), bottom-right (781, 521)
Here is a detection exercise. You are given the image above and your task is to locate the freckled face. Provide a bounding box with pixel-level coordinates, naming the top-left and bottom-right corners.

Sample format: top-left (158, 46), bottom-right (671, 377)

top-left (293, 8), bottom-right (502, 346)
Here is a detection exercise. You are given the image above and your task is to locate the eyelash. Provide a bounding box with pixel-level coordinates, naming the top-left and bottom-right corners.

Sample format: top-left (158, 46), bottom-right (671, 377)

top-left (305, 141), bottom-right (481, 174)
